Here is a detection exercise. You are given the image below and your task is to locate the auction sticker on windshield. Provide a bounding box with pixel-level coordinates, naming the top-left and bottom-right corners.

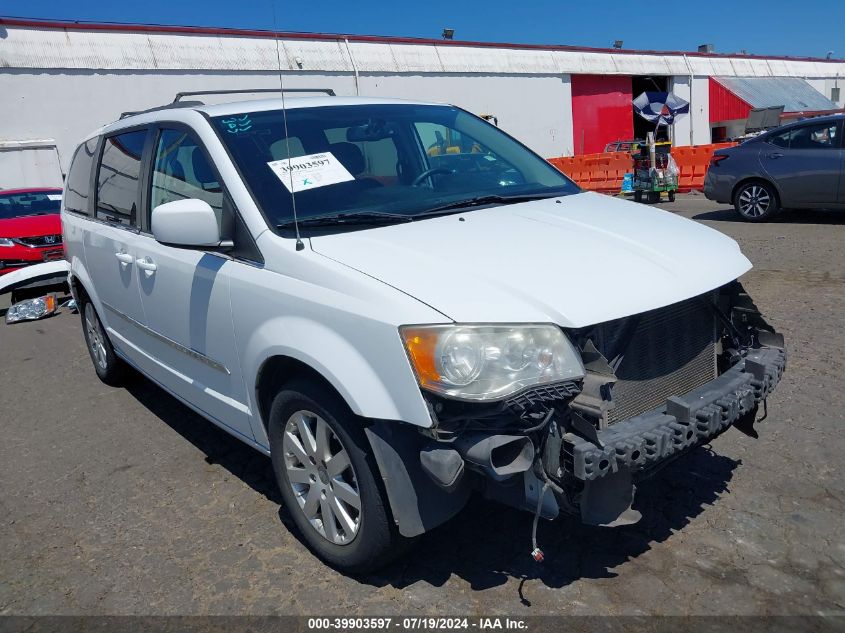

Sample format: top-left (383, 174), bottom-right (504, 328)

top-left (267, 152), bottom-right (354, 194)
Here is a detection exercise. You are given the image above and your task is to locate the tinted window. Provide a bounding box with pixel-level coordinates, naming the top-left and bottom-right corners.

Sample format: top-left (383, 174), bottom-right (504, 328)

top-left (96, 130), bottom-right (147, 226)
top-left (65, 137), bottom-right (98, 215)
top-left (768, 129), bottom-right (791, 149)
top-left (768, 121), bottom-right (840, 150)
top-left (150, 129), bottom-right (224, 229)
top-left (791, 121), bottom-right (838, 149)
top-left (0, 190), bottom-right (62, 220)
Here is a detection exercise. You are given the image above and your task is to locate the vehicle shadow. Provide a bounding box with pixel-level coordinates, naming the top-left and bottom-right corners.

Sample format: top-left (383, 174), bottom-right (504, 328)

top-left (123, 372), bottom-right (283, 507)
top-left (693, 207), bottom-right (845, 224)
top-left (359, 447), bottom-right (739, 597)
top-left (122, 370), bottom-right (739, 597)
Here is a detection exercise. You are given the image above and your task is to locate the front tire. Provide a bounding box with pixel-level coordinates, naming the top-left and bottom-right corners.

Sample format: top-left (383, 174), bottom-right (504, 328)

top-left (268, 380), bottom-right (404, 572)
top-left (734, 181), bottom-right (779, 222)
top-left (80, 299), bottom-right (126, 386)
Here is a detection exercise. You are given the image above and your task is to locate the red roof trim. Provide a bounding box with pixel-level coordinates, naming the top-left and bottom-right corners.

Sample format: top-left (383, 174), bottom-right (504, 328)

top-left (2, 16), bottom-right (844, 64)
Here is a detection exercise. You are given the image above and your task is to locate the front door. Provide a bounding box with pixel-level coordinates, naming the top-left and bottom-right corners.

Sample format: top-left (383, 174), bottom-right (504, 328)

top-left (133, 126), bottom-right (252, 440)
top-left (83, 129), bottom-right (149, 364)
top-left (760, 119), bottom-right (843, 207)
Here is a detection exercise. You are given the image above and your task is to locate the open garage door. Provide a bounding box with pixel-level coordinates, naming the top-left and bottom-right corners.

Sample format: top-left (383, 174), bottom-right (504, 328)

top-left (571, 75), bottom-right (633, 155)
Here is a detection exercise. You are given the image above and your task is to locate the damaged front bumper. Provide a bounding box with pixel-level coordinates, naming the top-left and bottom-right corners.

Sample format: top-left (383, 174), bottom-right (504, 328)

top-left (366, 292), bottom-right (786, 538)
top-left (566, 345), bottom-right (787, 483)
top-left (561, 343), bottom-right (786, 527)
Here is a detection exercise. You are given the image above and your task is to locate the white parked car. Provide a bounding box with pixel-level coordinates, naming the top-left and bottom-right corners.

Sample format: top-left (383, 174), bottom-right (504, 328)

top-left (62, 92), bottom-right (786, 571)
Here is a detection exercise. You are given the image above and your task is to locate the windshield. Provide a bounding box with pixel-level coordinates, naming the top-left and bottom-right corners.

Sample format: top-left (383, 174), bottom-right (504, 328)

top-left (0, 190), bottom-right (62, 220)
top-left (211, 104), bottom-right (579, 229)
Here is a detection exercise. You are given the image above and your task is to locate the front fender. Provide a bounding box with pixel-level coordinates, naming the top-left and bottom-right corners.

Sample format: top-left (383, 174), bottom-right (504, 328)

top-left (241, 315), bottom-right (434, 445)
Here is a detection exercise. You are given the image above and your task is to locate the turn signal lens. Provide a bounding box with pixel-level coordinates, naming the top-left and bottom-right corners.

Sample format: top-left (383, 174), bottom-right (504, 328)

top-left (402, 328), bottom-right (441, 388)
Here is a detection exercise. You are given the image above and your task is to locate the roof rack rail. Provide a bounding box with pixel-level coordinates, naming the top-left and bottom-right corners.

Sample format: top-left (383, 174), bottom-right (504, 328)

top-left (119, 100), bottom-right (204, 119)
top-left (172, 88), bottom-right (336, 103)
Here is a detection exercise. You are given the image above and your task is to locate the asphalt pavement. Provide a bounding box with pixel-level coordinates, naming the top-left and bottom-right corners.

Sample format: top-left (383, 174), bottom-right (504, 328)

top-left (1, 193), bottom-right (844, 616)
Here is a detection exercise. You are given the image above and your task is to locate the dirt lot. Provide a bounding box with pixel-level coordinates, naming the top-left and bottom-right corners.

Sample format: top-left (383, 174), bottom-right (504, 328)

top-left (1, 193), bottom-right (844, 616)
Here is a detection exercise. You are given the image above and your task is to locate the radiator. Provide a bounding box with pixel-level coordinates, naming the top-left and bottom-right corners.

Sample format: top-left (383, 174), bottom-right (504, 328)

top-left (590, 293), bottom-right (719, 425)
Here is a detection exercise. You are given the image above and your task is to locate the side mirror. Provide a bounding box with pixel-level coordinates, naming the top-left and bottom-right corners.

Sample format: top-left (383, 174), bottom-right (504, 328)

top-left (151, 199), bottom-right (228, 249)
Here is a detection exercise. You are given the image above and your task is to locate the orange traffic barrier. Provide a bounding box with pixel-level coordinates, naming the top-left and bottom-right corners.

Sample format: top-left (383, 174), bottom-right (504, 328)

top-left (547, 143), bottom-right (737, 193)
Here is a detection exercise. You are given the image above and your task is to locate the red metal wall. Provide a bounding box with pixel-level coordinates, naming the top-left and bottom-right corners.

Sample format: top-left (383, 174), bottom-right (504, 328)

top-left (709, 77), bottom-right (753, 122)
top-left (571, 75), bottom-right (633, 155)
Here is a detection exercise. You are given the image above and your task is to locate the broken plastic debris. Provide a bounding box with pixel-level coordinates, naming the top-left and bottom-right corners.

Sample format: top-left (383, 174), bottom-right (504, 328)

top-left (5, 293), bottom-right (58, 324)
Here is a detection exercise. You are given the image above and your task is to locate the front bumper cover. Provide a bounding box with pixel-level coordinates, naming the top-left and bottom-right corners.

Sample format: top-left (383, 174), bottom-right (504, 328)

top-left (565, 345), bottom-right (786, 482)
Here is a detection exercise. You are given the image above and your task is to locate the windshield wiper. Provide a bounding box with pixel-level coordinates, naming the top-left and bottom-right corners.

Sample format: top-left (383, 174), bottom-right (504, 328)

top-left (277, 211), bottom-right (413, 229)
top-left (416, 193), bottom-right (562, 216)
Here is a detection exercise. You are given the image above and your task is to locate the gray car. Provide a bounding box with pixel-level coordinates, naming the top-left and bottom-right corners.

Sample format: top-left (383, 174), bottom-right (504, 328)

top-left (704, 114), bottom-right (845, 221)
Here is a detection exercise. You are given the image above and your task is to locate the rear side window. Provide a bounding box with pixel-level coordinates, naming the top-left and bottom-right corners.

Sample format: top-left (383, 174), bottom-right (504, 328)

top-left (96, 130), bottom-right (147, 226)
top-left (768, 129), bottom-right (791, 149)
top-left (65, 137), bottom-right (98, 216)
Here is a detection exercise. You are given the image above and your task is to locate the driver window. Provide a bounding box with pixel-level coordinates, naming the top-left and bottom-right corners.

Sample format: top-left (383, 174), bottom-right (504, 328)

top-left (150, 129), bottom-right (224, 229)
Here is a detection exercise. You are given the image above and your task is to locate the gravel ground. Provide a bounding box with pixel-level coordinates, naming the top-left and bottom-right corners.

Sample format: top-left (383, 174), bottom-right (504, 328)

top-left (1, 193), bottom-right (844, 617)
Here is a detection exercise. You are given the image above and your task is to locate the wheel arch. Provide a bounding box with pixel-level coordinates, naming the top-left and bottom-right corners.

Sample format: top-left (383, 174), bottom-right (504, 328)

top-left (255, 354), bottom-right (353, 437)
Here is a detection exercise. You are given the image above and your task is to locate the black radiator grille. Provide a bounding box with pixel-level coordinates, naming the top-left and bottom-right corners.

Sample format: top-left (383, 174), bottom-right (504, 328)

top-left (590, 293), bottom-right (718, 425)
top-left (15, 235), bottom-right (62, 247)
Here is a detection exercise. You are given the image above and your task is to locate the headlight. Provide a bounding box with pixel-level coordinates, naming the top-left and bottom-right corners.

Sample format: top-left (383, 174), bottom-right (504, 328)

top-left (400, 324), bottom-right (584, 401)
top-left (0, 238), bottom-right (14, 247)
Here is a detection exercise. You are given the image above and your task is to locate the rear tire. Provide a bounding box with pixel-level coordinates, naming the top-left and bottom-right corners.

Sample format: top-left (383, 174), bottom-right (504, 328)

top-left (734, 181), bottom-right (779, 222)
top-left (268, 380), bottom-right (406, 572)
top-left (634, 190), bottom-right (643, 203)
top-left (80, 299), bottom-right (126, 386)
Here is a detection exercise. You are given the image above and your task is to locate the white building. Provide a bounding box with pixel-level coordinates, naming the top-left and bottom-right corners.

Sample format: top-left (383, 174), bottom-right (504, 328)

top-left (1, 17), bottom-right (844, 185)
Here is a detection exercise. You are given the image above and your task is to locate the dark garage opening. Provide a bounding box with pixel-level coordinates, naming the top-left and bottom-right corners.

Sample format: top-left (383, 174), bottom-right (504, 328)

top-left (632, 75), bottom-right (669, 141)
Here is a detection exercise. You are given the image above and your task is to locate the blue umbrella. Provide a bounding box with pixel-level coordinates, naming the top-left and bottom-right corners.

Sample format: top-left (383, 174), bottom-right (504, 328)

top-left (633, 92), bottom-right (690, 126)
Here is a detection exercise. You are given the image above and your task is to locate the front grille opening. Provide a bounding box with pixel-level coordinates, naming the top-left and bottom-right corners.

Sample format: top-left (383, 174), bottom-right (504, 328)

top-left (579, 293), bottom-right (719, 425)
top-left (15, 235), bottom-right (62, 247)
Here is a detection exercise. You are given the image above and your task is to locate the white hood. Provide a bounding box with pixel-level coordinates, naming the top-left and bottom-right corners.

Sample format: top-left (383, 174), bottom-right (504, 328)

top-left (311, 192), bottom-right (751, 327)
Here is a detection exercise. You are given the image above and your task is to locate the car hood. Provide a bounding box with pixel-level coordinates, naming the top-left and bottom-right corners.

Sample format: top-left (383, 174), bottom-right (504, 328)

top-left (310, 192), bottom-right (752, 327)
top-left (0, 213), bottom-right (61, 238)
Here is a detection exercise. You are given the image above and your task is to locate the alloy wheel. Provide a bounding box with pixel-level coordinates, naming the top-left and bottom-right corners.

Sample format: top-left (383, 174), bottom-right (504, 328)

top-left (84, 303), bottom-right (108, 371)
top-left (738, 185), bottom-right (771, 218)
top-left (282, 410), bottom-right (362, 545)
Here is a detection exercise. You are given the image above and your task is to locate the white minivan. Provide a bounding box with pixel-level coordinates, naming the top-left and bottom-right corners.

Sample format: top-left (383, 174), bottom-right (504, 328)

top-left (62, 91), bottom-right (786, 571)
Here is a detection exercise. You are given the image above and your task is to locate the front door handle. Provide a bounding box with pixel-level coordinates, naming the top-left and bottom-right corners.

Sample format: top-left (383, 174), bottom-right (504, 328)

top-left (115, 252), bottom-right (134, 266)
top-left (135, 257), bottom-right (157, 275)
top-left (767, 152), bottom-right (784, 159)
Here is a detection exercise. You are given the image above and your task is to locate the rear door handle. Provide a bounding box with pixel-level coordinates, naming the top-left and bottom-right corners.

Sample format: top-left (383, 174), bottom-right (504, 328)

top-left (767, 152), bottom-right (784, 159)
top-left (135, 257), bottom-right (157, 275)
top-left (115, 252), bottom-right (134, 266)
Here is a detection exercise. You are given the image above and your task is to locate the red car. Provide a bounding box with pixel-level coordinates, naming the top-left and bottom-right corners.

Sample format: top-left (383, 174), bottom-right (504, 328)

top-left (0, 187), bottom-right (65, 276)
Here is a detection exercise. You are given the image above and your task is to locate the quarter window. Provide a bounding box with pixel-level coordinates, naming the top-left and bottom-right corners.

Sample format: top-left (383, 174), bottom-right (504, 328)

top-left (96, 130), bottom-right (147, 226)
top-left (65, 137), bottom-right (98, 216)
